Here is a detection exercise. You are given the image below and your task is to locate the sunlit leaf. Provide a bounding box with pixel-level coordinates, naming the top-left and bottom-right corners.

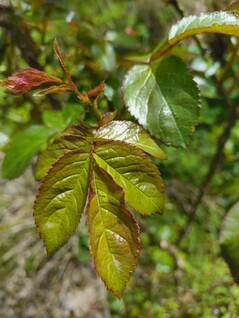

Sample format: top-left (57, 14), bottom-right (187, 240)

top-left (123, 56), bottom-right (199, 147)
top-left (95, 120), bottom-right (167, 159)
top-left (35, 134), bottom-right (89, 180)
top-left (2, 125), bottom-right (55, 179)
top-left (169, 11), bottom-right (239, 47)
top-left (34, 150), bottom-right (91, 254)
top-left (220, 201), bottom-right (239, 284)
top-left (88, 164), bottom-right (140, 298)
top-left (93, 141), bottom-right (164, 215)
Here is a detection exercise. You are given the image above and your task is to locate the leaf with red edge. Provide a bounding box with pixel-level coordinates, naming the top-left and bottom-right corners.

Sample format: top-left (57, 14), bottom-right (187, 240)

top-left (0, 67), bottom-right (63, 95)
top-left (88, 164), bottom-right (140, 298)
top-left (34, 150), bottom-right (91, 254)
top-left (95, 120), bottom-right (167, 160)
top-left (94, 141), bottom-right (164, 215)
top-left (35, 134), bottom-right (90, 180)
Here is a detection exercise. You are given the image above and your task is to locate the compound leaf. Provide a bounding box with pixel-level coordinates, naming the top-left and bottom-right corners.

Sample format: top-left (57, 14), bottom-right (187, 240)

top-left (88, 164), bottom-right (140, 298)
top-left (2, 125), bottom-right (55, 179)
top-left (94, 120), bottom-right (167, 160)
top-left (123, 56), bottom-right (199, 147)
top-left (34, 150), bottom-right (91, 254)
top-left (93, 141), bottom-right (164, 215)
top-left (220, 201), bottom-right (239, 284)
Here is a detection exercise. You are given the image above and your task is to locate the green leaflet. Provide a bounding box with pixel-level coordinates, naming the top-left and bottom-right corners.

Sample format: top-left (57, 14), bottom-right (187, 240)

top-left (123, 56), bottom-right (199, 148)
top-left (220, 201), bottom-right (239, 284)
top-left (88, 165), bottom-right (140, 298)
top-left (94, 141), bottom-right (164, 215)
top-left (34, 150), bottom-right (91, 254)
top-left (2, 125), bottom-right (55, 179)
top-left (95, 120), bottom-right (167, 160)
top-left (35, 134), bottom-right (89, 180)
top-left (169, 11), bottom-right (239, 46)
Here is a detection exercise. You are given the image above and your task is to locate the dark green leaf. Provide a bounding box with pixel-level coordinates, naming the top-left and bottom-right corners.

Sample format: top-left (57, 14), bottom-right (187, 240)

top-left (93, 141), bottom-right (164, 215)
top-left (95, 120), bottom-right (167, 159)
top-left (34, 150), bottom-right (91, 254)
top-left (220, 201), bottom-right (239, 284)
top-left (2, 125), bottom-right (55, 179)
top-left (88, 164), bottom-right (140, 298)
top-left (123, 56), bottom-right (200, 147)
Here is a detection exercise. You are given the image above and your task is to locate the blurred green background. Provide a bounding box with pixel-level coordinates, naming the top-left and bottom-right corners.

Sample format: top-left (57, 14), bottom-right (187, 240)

top-left (1, 0), bottom-right (239, 317)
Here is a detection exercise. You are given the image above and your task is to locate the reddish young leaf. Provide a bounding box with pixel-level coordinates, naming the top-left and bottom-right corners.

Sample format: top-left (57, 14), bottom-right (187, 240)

top-left (87, 81), bottom-right (105, 99)
top-left (0, 67), bottom-right (63, 95)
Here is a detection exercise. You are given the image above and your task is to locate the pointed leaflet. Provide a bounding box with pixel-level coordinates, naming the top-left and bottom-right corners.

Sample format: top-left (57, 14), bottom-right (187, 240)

top-left (98, 111), bottom-right (117, 127)
top-left (35, 134), bottom-right (89, 180)
top-left (35, 84), bottom-right (72, 96)
top-left (0, 67), bottom-right (63, 95)
top-left (34, 150), bottom-right (91, 254)
top-left (169, 11), bottom-right (239, 47)
top-left (88, 164), bottom-right (140, 298)
top-left (220, 201), bottom-right (239, 284)
top-left (2, 125), bottom-right (55, 179)
top-left (93, 141), bottom-right (164, 215)
top-left (123, 56), bottom-right (199, 147)
top-left (94, 120), bottom-right (167, 160)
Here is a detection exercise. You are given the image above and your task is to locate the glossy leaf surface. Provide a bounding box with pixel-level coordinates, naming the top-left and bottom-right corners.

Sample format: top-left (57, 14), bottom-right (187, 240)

top-left (123, 56), bottom-right (199, 147)
top-left (34, 150), bottom-right (91, 254)
top-left (2, 125), bottom-right (54, 179)
top-left (88, 165), bottom-right (140, 298)
top-left (94, 141), bottom-right (164, 215)
top-left (220, 201), bottom-right (239, 284)
top-left (169, 11), bottom-right (239, 46)
top-left (35, 135), bottom-right (89, 180)
top-left (95, 120), bottom-right (167, 160)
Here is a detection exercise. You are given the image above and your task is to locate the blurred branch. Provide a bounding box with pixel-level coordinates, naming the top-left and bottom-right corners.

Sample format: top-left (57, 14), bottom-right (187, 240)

top-left (166, 0), bottom-right (184, 18)
top-left (167, 0), bottom-right (239, 245)
top-left (160, 239), bottom-right (184, 270)
top-left (177, 100), bottom-right (239, 245)
top-left (0, 3), bottom-right (62, 110)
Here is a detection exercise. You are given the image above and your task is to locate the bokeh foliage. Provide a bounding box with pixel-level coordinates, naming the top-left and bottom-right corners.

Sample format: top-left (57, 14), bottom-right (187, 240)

top-left (1, 0), bottom-right (239, 317)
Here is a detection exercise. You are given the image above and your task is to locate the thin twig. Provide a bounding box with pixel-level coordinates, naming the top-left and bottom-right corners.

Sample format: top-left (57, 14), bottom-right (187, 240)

top-left (53, 39), bottom-right (85, 100)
